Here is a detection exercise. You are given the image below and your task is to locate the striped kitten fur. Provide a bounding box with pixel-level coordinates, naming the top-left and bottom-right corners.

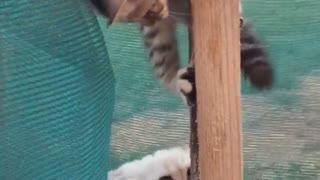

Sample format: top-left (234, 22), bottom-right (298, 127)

top-left (108, 146), bottom-right (190, 180)
top-left (90, 0), bottom-right (274, 105)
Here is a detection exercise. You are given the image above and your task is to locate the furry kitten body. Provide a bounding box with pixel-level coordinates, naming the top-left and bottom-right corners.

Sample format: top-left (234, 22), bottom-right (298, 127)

top-left (90, 0), bottom-right (274, 105)
top-left (108, 146), bottom-right (190, 180)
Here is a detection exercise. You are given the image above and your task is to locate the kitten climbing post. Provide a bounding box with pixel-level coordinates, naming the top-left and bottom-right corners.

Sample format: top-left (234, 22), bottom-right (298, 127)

top-left (190, 0), bottom-right (243, 179)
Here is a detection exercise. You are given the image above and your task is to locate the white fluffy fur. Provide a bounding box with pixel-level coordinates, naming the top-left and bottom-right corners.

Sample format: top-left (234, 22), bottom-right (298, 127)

top-left (108, 146), bottom-right (190, 180)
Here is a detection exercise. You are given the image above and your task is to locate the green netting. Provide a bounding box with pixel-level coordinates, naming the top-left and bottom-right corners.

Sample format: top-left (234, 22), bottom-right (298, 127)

top-left (2, 0), bottom-right (320, 179)
top-left (102, 0), bottom-right (320, 179)
top-left (0, 0), bottom-right (115, 179)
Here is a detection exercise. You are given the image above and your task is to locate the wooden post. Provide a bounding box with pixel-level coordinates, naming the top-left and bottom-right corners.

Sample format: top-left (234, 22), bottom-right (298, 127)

top-left (190, 0), bottom-right (243, 179)
top-left (188, 0), bottom-right (200, 178)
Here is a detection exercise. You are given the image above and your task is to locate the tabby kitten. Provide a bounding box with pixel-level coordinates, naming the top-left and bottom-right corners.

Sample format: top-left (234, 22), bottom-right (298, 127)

top-left (90, 0), bottom-right (274, 105)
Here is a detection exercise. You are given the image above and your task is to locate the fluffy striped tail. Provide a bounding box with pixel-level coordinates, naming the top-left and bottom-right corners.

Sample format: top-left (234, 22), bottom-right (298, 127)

top-left (240, 19), bottom-right (274, 89)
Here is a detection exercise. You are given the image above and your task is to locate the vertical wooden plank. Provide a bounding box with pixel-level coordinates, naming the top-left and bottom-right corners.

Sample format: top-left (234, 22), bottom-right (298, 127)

top-left (187, 0), bottom-right (200, 178)
top-left (189, 97), bottom-right (199, 180)
top-left (189, 0), bottom-right (243, 179)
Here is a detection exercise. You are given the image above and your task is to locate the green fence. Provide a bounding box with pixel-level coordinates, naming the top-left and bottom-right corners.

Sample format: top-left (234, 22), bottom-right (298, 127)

top-left (105, 0), bottom-right (320, 179)
top-left (1, 0), bottom-right (320, 179)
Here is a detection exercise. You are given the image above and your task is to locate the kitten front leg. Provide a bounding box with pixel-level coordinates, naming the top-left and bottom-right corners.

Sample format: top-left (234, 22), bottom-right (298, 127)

top-left (176, 66), bottom-right (196, 107)
top-left (141, 17), bottom-right (197, 107)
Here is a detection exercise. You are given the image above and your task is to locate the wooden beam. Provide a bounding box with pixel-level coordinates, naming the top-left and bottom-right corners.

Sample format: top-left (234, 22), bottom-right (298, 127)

top-left (190, 0), bottom-right (243, 179)
top-left (188, 0), bottom-right (199, 178)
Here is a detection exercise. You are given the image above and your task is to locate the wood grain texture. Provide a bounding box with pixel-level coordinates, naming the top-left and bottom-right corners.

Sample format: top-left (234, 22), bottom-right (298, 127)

top-left (190, 0), bottom-right (243, 179)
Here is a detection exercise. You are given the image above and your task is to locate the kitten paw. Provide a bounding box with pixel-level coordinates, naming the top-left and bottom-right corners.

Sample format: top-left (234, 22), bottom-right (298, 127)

top-left (176, 67), bottom-right (196, 107)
